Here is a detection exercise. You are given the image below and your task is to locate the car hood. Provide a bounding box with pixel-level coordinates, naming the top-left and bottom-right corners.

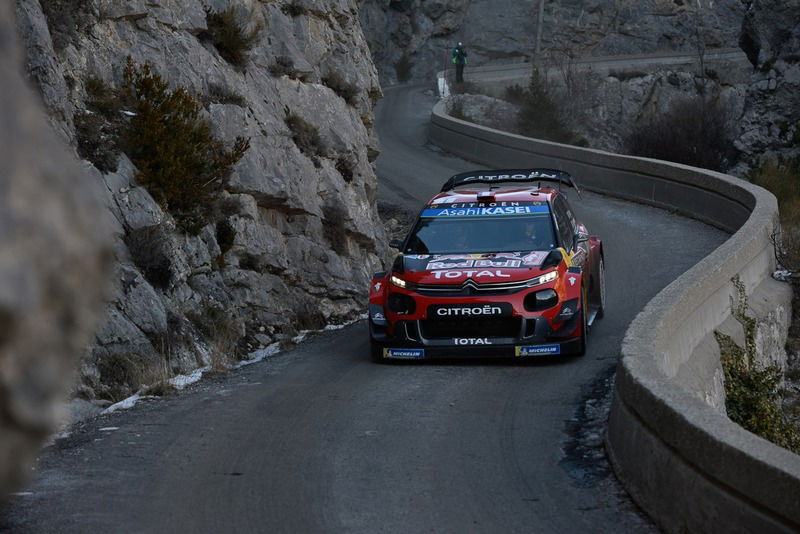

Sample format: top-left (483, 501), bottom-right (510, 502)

top-left (401, 251), bottom-right (550, 284)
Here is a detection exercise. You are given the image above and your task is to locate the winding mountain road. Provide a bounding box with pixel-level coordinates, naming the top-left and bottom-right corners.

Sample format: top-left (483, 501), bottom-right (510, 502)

top-left (0, 85), bottom-right (727, 533)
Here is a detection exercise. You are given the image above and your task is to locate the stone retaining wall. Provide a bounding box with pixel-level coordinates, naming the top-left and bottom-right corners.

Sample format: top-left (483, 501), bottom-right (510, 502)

top-left (428, 101), bottom-right (800, 532)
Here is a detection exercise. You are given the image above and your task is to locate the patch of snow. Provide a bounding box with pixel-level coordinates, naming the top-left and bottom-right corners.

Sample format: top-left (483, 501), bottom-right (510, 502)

top-left (99, 427), bottom-right (119, 432)
top-left (11, 492), bottom-right (33, 497)
top-left (102, 393), bottom-right (142, 414)
top-left (774, 270), bottom-right (793, 281)
top-left (169, 366), bottom-right (210, 390)
top-left (292, 330), bottom-right (311, 344)
top-left (324, 314), bottom-right (368, 331)
top-left (438, 74), bottom-right (450, 98)
top-left (235, 342), bottom-right (282, 369)
top-left (292, 315), bottom-right (367, 343)
top-left (96, 318), bottom-right (365, 416)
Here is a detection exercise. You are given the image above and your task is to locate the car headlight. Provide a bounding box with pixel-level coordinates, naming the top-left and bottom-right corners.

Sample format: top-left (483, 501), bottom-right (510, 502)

top-left (526, 270), bottom-right (557, 287)
top-left (390, 274), bottom-right (407, 288)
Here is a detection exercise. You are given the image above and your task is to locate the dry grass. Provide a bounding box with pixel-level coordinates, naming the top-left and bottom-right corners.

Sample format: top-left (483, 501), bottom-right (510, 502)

top-left (202, 7), bottom-right (262, 68)
top-left (96, 353), bottom-right (172, 403)
top-left (187, 303), bottom-right (244, 376)
top-left (751, 159), bottom-right (800, 270)
top-left (322, 72), bottom-right (359, 105)
top-left (625, 96), bottom-right (737, 171)
top-left (285, 112), bottom-right (327, 164)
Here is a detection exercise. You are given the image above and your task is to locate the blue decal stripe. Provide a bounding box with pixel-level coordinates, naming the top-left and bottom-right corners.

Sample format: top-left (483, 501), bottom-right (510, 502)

top-left (422, 206), bottom-right (549, 218)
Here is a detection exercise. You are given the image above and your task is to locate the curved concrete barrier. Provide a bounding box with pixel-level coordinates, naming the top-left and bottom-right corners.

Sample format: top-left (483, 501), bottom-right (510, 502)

top-left (429, 101), bottom-right (800, 532)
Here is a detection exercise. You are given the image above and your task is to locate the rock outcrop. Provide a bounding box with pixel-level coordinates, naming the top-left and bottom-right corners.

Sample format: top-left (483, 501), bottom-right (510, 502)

top-left (735, 0), bottom-right (800, 167)
top-left (360, 0), bottom-right (745, 84)
top-left (0, 2), bottom-right (110, 497)
top-left (387, 0), bottom-right (797, 174)
top-left (14, 0), bottom-right (387, 409)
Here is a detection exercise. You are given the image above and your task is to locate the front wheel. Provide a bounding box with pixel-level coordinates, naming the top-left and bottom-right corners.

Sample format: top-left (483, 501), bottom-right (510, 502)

top-left (576, 306), bottom-right (588, 356)
top-left (595, 256), bottom-right (606, 320)
top-left (576, 285), bottom-right (588, 356)
top-left (370, 341), bottom-right (384, 363)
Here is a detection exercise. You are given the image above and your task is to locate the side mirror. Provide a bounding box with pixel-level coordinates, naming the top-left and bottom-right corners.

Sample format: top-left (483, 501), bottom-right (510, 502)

top-left (389, 238), bottom-right (403, 250)
top-left (541, 249), bottom-right (563, 270)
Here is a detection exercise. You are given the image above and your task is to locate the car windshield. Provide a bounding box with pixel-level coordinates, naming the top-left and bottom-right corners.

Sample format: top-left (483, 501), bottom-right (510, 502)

top-left (404, 213), bottom-right (557, 254)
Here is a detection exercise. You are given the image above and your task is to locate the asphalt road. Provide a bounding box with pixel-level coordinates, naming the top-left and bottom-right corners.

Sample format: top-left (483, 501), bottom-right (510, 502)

top-left (0, 85), bottom-right (728, 533)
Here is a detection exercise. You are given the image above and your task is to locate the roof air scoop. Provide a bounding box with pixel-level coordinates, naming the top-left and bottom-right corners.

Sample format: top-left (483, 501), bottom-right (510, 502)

top-left (477, 191), bottom-right (495, 203)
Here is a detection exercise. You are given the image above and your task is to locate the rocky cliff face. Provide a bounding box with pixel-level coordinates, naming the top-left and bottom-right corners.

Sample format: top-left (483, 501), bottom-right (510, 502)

top-left (363, 0), bottom-right (798, 172)
top-left (15, 0), bottom-right (387, 410)
top-left (360, 0), bottom-right (745, 84)
top-left (735, 0), bottom-right (800, 167)
top-left (0, 2), bottom-right (110, 496)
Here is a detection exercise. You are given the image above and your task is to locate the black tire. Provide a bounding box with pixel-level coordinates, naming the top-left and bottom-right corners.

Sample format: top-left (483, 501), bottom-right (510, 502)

top-left (576, 307), bottom-right (587, 356)
top-left (576, 285), bottom-right (588, 356)
top-left (595, 256), bottom-right (606, 320)
top-left (370, 341), bottom-right (384, 363)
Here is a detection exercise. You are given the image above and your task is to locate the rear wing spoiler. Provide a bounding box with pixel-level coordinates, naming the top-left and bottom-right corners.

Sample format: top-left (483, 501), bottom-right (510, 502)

top-left (440, 168), bottom-right (582, 198)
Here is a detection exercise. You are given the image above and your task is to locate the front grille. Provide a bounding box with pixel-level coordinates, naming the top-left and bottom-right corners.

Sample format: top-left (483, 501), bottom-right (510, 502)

top-left (414, 284), bottom-right (524, 297)
top-left (411, 274), bottom-right (555, 297)
top-left (420, 317), bottom-right (522, 339)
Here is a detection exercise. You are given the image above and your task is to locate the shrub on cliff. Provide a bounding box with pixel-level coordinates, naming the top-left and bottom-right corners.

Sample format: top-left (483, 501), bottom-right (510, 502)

top-left (121, 59), bottom-right (249, 232)
top-left (624, 96), bottom-right (737, 172)
top-left (716, 330), bottom-right (800, 454)
top-left (285, 112), bottom-right (327, 164)
top-left (40, 0), bottom-right (92, 51)
top-left (281, 3), bottom-right (308, 17)
top-left (517, 69), bottom-right (584, 146)
top-left (76, 76), bottom-right (124, 173)
top-left (751, 156), bottom-right (800, 271)
top-left (322, 203), bottom-right (348, 255)
top-left (201, 7), bottom-right (262, 68)
top-left (395, 52), bottom-right (413, 83)
top-left (322, 72), bottom-right (359, 105)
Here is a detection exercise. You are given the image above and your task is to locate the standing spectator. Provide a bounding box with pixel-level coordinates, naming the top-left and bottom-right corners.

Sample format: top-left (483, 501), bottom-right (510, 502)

top-left (452, 42), bottom-right (468, 83)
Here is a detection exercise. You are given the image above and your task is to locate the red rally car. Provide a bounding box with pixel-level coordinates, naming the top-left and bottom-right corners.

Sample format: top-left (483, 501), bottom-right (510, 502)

top-left (368, 169), bottom-right (605, 361)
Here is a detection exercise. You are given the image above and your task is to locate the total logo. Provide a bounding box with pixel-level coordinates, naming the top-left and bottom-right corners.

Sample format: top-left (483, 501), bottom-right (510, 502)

top-left (432, 270), bottom-right (512, 279)
top-left (568, 276), bottom-right (577, 286)
top-left (454, 338), bottom-right (492, 345)
top-left (373, 282), bottom-right (382, 292)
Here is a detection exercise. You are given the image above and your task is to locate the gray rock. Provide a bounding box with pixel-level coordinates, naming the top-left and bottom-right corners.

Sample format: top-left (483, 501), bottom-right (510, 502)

top-left (14, 0), bottom-right (74, 139)
top-left (360, 0), bottom-right (745, 84)
top-left (735, 0), bottom-right (800, 166)
top-left (65, 398), bottom-right (105, 424)
top-left (446, 93), bottom-right (517, 131)
top-left (99, 0), bottom-right (148, 21)
top-left (117, 266), bottom-right (169, 338)
top-left (0, 1), bottom-right (111, 497)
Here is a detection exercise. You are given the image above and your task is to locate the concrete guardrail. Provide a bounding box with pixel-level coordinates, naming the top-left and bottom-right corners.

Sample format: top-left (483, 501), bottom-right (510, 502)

top-left (428, 99), bottom-right (800, 532)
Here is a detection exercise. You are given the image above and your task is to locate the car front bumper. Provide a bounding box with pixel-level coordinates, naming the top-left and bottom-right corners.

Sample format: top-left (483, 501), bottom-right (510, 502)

top-left (369, 314), bottom-right (583, 360)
